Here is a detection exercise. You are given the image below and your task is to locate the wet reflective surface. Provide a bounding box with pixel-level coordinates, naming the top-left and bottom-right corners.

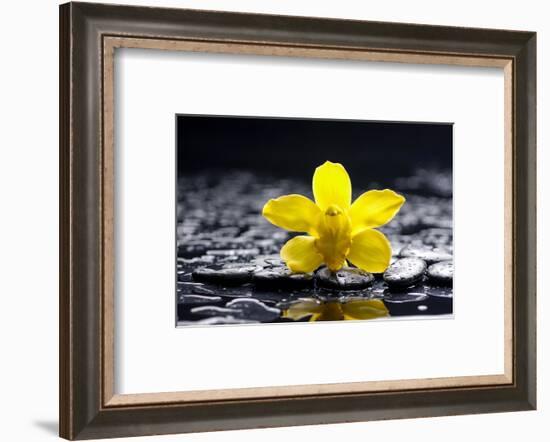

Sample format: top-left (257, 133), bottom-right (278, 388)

top-left (176, 169), bottom-right (453, 326)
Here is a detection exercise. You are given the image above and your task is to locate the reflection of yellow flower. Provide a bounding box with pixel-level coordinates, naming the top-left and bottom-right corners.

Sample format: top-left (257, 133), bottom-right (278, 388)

top-left (283, 298), bottom-right (389, 321)
top-left (262, 161), bottom-right (405, 273)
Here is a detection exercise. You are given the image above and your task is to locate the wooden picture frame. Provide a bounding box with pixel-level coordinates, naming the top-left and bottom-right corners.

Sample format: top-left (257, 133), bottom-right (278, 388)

top-left (59, 2), bottom-right (536, 439)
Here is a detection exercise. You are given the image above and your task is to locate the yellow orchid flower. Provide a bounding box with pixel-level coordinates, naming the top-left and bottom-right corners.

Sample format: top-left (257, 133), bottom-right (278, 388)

top-left (262, 161), bottom-right (405, 274)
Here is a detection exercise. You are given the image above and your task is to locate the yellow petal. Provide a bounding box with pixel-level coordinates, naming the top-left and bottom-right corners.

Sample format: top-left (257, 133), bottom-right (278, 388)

top-left (317, 302), bottom-right (345, 321)
top-left (342, 299), bottom-right (389, 320)
top-left (262, 194), bottom-right (321, 236)
top-left (280, 235), bottom-right (324, 273)
top-left (347, 229), bottom-right (392, 273)
top-left (350, 189), bottom-right (405, 236)
top-left (283, 298), bottom-right (324, 321)
top-left (312, 161), bottom-right (352, 212)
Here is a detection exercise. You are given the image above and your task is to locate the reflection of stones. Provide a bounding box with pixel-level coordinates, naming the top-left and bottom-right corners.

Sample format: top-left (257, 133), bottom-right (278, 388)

top-left (191, 298), bottom-right (280, 322)
top-left (192, 265), bottom-right (261, 285)
top-left (383, 258), bottom-right (427, 288)
top-left (383, 291), bottom-right (429, 316)
top-left (252, 267), bottom-right (314, 288)
top-left (427, 260), bottom-right (453, 286)
top-left (177, 282), bottom-right (217, 295)
top-left (190, 306), bottom-right (236, 317)
top-left (425, 285), bottom-right (453, 313)
top-left (178, 294), bottom-right (223, 305)
top-left (225, 298), bottom-right (281, 322)
top-left (191, 285), bottom-right (217, 295)
top-left (316, 267), bottom-right (374, 290)
top-left (184, 317), bottom-right (259, 326)
top-left (399, 244), bottom-right (452, 264)
top-left (383, 292), bottom-right (429, 303)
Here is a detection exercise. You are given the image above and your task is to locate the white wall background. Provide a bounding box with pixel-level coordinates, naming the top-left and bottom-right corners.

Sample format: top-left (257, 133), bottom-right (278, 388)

top-left (0, 0), bottom-right (546, 441)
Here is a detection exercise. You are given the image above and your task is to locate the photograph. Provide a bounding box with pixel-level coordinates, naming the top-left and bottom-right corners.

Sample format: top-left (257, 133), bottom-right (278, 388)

top-left (176, 115), bottom-right (453, 326)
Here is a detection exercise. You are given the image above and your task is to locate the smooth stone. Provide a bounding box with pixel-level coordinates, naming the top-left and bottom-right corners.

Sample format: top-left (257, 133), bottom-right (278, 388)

top-left (206, 248), bottom-right (260, 257)
top-left (225, 298), bottom-right (281, 322)
top-left (252, 254), bottom-right (285, 267)
top-left (427, 260), bottom-right (453, 285)
top-left (177, 255), bottom-right (216, 266)
top-left (178, 294), bottom-right (223, 305)
top-left (419, 228), bottom-right (453, 247)
top-left (399, 244), bottom-right (452, 264)
top-left (383, 258), bottom-right (427, 288)
top-left (422, 216), bottom-right (453, 230)
top-left (209, 238), bottom-right (255, 250)
top-left (393, 213), bottom-right (424, 234)
top-left (177, 241), bottom-right (211, 258)
top-left (252, 267), bottom-right (314, 288)
top-left (255, 239), bottom-right (277, 249)
top-left (192, 265), bottom-right (259, 285)
top-left (220, 262), bottom-right (256, 269)
top-left (316, 267), bottom-right (374, 290)
top-left (386, 234), bottom-right (411, 256)
top-left (210, 227), bottom-right (240, 237)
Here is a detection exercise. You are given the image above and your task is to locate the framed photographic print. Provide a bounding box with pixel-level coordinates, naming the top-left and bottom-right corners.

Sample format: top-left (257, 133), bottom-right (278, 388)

top-left (59, 2), bottom-right (536, 440)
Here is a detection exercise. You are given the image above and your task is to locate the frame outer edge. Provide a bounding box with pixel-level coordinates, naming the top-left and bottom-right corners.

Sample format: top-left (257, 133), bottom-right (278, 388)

top-left (61, 2), bottom-right (105, 439)
top-left (59, 2), bottom-right (537, 439)
top-left (515, 32), bottom-right (537, 409)
top-left (59, 2), bottom-right (73, 439)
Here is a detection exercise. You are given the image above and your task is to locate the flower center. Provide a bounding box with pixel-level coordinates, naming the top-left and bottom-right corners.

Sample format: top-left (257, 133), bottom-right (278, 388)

top-left (325, 204), bottom-right (343, 217)
top-left (314, 204), bottom-right (352, 272)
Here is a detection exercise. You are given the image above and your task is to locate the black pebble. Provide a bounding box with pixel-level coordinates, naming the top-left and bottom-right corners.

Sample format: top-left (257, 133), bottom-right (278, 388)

top-left (427, 260), bottom-right (453, 286)
top-left (316, 267), bottom-right (374, 290)
top-left (192, 265), bottom-right (260, 285)
top-left (399, 244), bottom-right (452, 264)
top-left (252, 267), bottom-right (314, 288)
top-left (383, 257), bottom-right (427, 288)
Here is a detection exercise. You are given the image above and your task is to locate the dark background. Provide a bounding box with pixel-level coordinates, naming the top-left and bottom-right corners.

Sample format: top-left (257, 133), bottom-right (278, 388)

top-left (177, 115), bottom-right (452, 187)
